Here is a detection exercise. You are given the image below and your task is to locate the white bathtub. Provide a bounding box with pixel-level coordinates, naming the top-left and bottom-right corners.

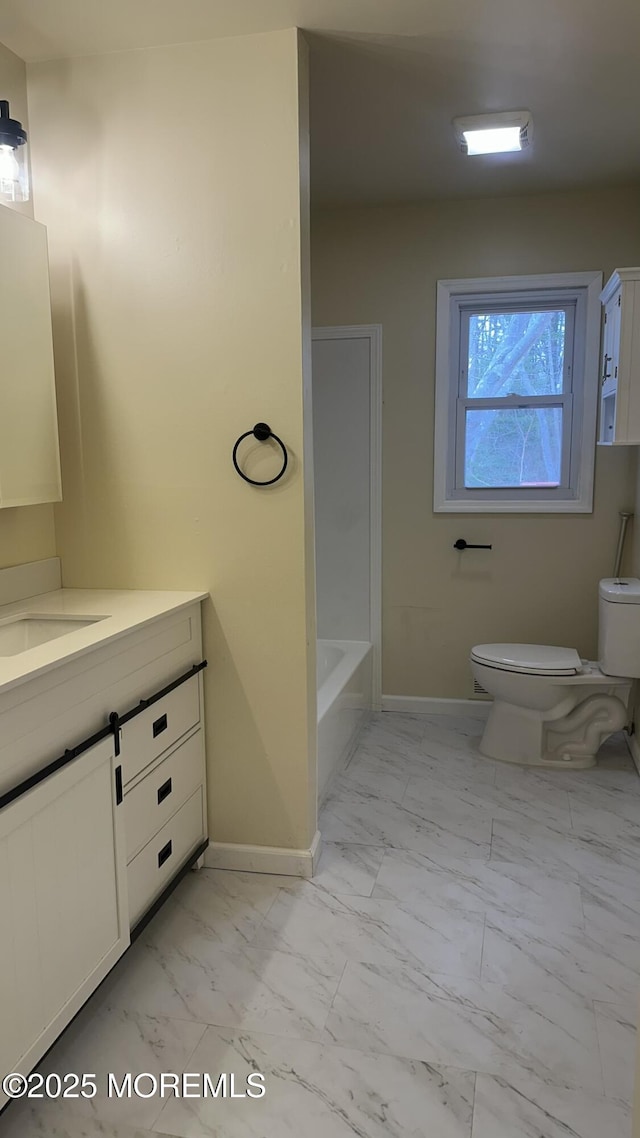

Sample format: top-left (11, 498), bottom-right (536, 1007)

top-left (317, 639), bottom-right (373, 803)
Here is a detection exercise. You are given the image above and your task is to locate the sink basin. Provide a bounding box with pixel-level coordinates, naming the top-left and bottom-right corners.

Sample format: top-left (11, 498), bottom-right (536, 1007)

top-left (0, 614), bottom-right (104, 656)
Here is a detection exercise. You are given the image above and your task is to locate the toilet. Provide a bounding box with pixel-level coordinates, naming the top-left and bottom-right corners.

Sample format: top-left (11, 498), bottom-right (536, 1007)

top-left (470, 578), bottom-right (640, 768)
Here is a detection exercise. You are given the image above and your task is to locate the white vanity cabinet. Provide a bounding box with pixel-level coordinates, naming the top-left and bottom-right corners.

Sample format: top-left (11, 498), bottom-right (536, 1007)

top-left (0, 738), bottom-right (129, 1110)
top-left (0, 588), bottom-right (208, 1107)
top-left (599, 267), bottom-right (640, 445)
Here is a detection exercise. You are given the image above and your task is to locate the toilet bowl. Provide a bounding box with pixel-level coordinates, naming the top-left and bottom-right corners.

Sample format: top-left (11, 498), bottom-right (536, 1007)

top-left (470, 579), bottom-right (640, 768)
top-left (470, 646), bottom-right (631, 768)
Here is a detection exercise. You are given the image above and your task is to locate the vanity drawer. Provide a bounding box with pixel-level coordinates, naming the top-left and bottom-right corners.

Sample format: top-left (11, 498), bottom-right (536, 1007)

top-left (127, 786), bottom-right (205, 928)
top-left (120, 674), bottom-right (201, 784)
top-left (124, 729), bottom-right (204, 862)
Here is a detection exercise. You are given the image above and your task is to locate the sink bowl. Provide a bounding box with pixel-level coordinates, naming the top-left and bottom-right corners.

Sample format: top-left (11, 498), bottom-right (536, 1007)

top-left (0, 614), bottom-right (104, 656)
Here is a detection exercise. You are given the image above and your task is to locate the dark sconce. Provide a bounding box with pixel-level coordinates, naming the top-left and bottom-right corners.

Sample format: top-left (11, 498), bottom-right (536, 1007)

top-left (0, 100), bottom-right (29, 204)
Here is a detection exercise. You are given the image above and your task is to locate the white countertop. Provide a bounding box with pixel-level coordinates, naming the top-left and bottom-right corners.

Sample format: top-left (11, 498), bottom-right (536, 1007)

top-left (0, 587), bottom-right (208, 695)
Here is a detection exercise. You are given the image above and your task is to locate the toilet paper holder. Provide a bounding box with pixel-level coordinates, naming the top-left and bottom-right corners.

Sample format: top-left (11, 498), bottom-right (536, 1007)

top-left (453, 538), bottom-right (492, 551)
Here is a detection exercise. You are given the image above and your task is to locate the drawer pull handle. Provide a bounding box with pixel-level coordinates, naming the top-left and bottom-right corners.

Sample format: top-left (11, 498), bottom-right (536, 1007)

top-left (157, 777), bottom-right (173, 805)
top-left (158, 839), bottom-right (173, 868)
top-left (115, 765), bottom-right (123, 806)
top-left (153, 713), bottom-right (168, 738)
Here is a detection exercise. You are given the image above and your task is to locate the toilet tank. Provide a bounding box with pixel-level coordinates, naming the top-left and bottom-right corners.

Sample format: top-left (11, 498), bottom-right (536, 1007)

top-left (599, 578), bottom-right (640, 677)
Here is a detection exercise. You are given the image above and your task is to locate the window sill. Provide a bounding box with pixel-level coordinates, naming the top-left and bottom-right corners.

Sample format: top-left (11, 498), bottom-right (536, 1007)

top-left (434, 496), bottom-right (593, 514)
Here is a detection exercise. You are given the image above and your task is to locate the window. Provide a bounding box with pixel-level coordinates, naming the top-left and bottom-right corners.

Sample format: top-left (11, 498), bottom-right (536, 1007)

top-left (434, 272), bottom-right (602, 512)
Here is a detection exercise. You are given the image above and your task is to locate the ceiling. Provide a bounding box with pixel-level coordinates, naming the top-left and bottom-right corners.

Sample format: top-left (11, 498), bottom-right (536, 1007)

top-left (1, 0), bottom-right (639, 205)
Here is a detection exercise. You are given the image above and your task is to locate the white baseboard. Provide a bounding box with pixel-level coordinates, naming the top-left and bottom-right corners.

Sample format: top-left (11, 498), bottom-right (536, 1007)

top-left (204, 829), bottom-right (322, 878)
top-left (381, 695), bottom-right (491, 719)
top-left (625, 730), bottom-right (640, 776)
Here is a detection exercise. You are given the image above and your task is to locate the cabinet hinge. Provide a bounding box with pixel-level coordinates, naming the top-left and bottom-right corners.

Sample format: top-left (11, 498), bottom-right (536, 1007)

top-left (604, 312), bottom-right (607, 323)
top-left (618, 294), bottom-right (621, 306)
top-left (630, 720), bottom-right (635, 737)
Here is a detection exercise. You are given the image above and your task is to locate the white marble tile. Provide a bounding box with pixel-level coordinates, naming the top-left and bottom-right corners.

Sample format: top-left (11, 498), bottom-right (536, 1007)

top-left (581, 871), bottom-right (640, 941)
top-left (422, 713), bottom-right (490, 745)
top-left (373, 848), bottom-right (584, 928)
top-left (349, 738), bottom-right (428, 781)
top-left (490, 815), bottom-right (640, 883)
top-left (353, 715), bottom-right (430, 769)
top-left (150, 868), bottom-right (282, 952)
top-left (420, 720), bottom-right (493, 760)
top-left (339, 755), bottom-right (411, 802)
top-left (320, 782), bottom-right (492, 858)
top-left (482, 912), bottom-right (640, 1005)
top-left (319, 782), bottom-right (402, 845)
top-left (324, 961), bottom-right (604, 1093)
top-left (402, 780), bottom-right (496, 842)
top-left (345, 739), bottom-right (489, 802)
top-left (595, 1001), bottom-right (637, 1104)
top-left (32, 1001), bottom-right (206, 1131)
top-left (253, 883), bottom-right (485, 978)
top-left (471, 1071), bottom-right (630, 1138)
top-left (101, 934), bottom-right (341, 1042)
top-left (405, 771), bottom-right (572, 831)
top-left (364, 711), bottom-right (426, 744)
top-left (404, 746), bottom-right (499, 793)
top-left (495, 753), bottom-right (638, 797)
top-left (9, 711), bottom-right (635, 1138)
top-left (156, 1027), bottom-right (475, 1138)
top-left (309, 841), bottom-right (386, 897)
top-left (568, 780), bottom-right (640, 840)
top-left (0, 1107), bottom-right (177, 1138)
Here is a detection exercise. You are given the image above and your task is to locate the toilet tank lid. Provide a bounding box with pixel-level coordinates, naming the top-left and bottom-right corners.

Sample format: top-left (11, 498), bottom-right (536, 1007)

top-left (600, 578), bottom-right (640, 603)
top-left (471, 644), bottom-right (582, 675)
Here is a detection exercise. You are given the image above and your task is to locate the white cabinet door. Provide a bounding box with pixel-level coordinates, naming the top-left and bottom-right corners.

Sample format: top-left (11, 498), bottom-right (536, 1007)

top-left (599, 268), bottom-right (640, 444)
top-left (0, 738), bottom-right (129, 1105)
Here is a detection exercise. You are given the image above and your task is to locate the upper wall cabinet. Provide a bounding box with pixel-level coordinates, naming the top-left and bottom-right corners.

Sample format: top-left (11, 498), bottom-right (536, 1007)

top-left (599, 267), bottom-right (640, 446)
top-left (0, 205), bottom-right (61, 506)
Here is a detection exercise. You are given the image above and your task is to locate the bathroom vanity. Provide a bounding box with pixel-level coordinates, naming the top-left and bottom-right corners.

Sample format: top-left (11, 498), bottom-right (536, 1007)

top-left (0, 561), bottom-right (208, 1110)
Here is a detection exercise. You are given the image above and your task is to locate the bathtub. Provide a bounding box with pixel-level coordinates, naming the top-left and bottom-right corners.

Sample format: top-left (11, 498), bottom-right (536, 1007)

top-left (317, 639), bottom-right (373, 803)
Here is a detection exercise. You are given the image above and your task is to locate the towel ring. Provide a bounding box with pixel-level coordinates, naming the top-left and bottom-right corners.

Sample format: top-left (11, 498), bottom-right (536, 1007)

top-left (232, 423), bottom-right (288, 486)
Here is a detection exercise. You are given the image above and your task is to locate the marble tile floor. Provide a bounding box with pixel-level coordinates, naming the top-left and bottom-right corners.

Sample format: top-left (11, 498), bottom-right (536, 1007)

top-left (2, 712), bottom-right (639, 1137)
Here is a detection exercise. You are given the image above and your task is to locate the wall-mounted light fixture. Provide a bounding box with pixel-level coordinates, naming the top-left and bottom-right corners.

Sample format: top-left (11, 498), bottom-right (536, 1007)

top-left (0, 100), bottom-right (29, 204)
top-left (453, 110), bottom-right (533, 156)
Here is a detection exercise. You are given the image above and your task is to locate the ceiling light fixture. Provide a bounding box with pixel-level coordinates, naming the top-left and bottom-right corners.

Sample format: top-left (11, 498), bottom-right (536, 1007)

top-left (453, 111), bottom-right (532, 156)
top-left (0, 100), bottom-right (29, 204)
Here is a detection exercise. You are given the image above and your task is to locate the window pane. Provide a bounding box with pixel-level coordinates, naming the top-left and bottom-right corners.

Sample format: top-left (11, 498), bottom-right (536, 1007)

top-left (465, 406), bottom-right (562, 488)
top-left (466, 310), bottom-right (566, 398)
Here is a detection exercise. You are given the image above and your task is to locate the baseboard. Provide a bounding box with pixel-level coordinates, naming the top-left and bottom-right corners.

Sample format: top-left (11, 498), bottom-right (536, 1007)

top-left (204, 829), bottom-right (322, 878)
top-left (625, 730), bottom-right (640, 776)
top-left (381, 695), bottom-right (491, 719)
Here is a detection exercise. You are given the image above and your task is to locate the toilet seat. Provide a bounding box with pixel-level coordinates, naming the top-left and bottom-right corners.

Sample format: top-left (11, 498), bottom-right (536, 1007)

top-left (470, 643), bottom-right (582, 677)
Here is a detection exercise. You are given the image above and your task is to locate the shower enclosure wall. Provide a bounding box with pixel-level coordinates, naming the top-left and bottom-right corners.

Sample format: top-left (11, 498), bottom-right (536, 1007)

top-left (312, 327), bottom-right (381, 801)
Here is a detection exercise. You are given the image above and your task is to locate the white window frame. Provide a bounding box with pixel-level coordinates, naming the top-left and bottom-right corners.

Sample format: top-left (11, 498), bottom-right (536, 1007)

top-left (434, 271), bottom-right (603, 513)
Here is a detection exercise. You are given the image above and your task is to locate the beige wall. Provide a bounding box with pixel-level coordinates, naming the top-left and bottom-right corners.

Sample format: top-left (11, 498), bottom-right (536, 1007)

top-left (28, 29), bottom-right (317, 851)
top-left (0, 41), bottom-right (56, 568)
top-left (312, 188), bottom-right (640, 698)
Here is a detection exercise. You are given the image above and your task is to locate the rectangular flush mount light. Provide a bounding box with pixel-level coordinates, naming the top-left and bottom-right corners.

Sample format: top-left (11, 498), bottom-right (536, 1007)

top-left (453, 111), bottom-right (532, 155)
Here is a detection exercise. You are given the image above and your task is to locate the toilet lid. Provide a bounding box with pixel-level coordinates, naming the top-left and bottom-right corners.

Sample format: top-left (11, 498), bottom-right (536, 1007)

top-left (471, 643), bottom-right (582, 676)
